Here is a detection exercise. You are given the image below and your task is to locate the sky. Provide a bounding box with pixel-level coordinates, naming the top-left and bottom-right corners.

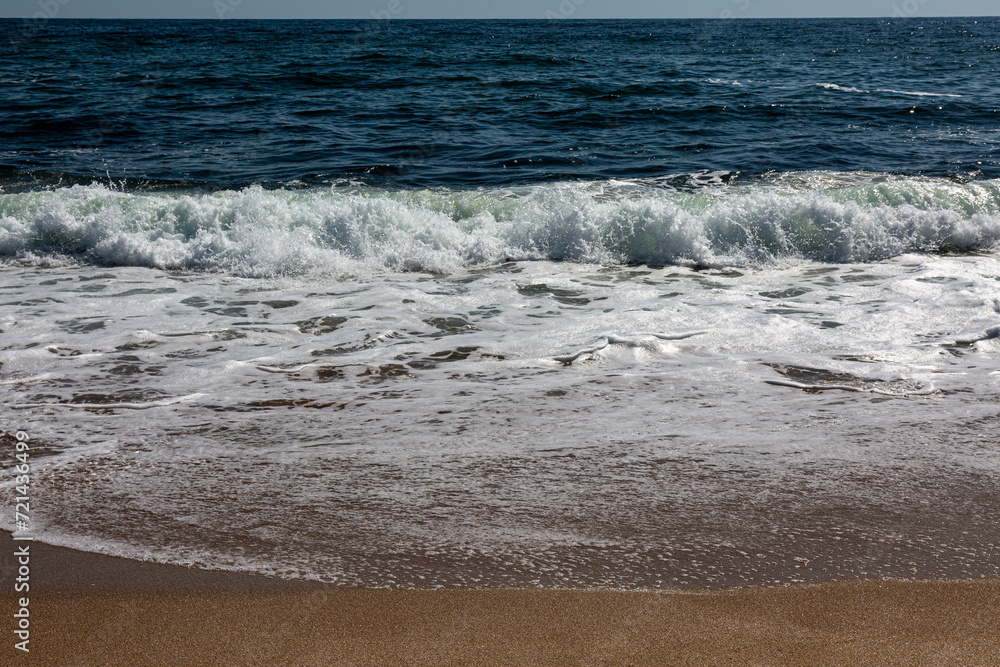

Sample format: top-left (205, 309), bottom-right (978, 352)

top-left (2, 0), bottom-right (999, 20)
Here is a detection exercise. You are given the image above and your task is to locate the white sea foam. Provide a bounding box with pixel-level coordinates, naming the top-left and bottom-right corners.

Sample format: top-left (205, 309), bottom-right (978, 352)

top-left (1, 177), bottom-right (998, 277)
top-left (3, 178), bottom-right (1000, 589)
top-left (816, 83), bottom-right (868, 93)
top-left (10, 393), bottom-right (206, 410)
top-left (3, 248), bottom-right (1000, 587)
top-left (876, 88), bottom-right (962, 98)
top-left (815, 82), bottom-right (962, 97)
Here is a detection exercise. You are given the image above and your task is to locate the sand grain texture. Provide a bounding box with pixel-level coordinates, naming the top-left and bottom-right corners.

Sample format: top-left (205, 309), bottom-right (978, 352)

top-left (3, 538), bottom-right (999, 666)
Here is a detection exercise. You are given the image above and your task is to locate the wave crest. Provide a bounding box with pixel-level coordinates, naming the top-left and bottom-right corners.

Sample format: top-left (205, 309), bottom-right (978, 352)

top-left (1, 176), bottom-right (999, 277)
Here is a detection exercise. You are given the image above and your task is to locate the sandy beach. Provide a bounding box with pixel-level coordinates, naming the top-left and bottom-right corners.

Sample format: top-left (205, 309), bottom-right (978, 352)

top-left (3, 12), bottom-right (1000, 667)
top-left (3, 535), bottom-right (998, 666)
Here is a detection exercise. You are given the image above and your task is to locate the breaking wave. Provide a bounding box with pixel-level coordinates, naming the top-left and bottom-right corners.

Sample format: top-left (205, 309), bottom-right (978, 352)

top-left (1, 175), bottom-right (999, 277)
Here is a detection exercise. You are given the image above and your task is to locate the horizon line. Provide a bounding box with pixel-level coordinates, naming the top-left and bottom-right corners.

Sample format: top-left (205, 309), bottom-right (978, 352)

top-left (1, 15), bottom-right (997, 20)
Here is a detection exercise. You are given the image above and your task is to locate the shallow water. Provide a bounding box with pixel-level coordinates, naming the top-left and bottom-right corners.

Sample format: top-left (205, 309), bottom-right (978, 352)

top-left (3, 248), bottom-right (999, 586)
top-left (2, 18), bottom-right (999, 588)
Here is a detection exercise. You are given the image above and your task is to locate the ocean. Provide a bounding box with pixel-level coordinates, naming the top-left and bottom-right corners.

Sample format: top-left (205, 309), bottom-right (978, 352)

top-left (2, 18), bottom-right (999, 588)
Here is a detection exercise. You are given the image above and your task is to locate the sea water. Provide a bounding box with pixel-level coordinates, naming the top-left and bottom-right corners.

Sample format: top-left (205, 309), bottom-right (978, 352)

top-left (1, 18), bottom-right (998, 587)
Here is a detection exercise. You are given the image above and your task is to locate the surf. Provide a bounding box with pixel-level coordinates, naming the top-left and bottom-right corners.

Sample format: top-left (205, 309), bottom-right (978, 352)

top-left (1, 174), bottom-right (999, 277)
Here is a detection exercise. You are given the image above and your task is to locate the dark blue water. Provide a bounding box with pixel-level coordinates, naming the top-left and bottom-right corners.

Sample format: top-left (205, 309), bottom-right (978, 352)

top-left (2, 18), bottom-right (998, 190)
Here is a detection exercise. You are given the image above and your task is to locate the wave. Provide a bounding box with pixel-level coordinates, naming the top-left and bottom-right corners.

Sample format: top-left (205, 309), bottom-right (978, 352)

top-left (1, 175), bottom-right (999, 277)
top-left (815, 83), bottom-right (963, 98)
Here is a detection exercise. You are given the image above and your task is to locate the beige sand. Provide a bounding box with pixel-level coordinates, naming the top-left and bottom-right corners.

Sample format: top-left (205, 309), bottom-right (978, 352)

top-left (5, 538), bottom-right (999, 666)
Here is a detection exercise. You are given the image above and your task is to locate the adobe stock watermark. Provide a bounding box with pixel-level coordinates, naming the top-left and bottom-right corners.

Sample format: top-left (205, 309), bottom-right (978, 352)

top-left (6, 0), bottom-right (71, 53)
top-left (721, 0), bottom-right (751, 19)
top-left (214, 0), bottom-right (242, 20)
top-left (371, 0), bottom-right (404, 20)
top-left (215, 0), bottom-right (405, 21)
top-left (341, 0), bottom-right (404, 46)
top-left (545, 0), bottom-right (588, 20)
top-left (10, 430), bottom-right (32, 654)
top-left (891, 0), bottom-right (928, 16)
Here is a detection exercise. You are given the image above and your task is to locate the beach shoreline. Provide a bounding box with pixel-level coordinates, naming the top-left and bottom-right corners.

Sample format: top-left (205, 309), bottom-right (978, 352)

top-left (3, 15), bottom-right (1000, 666)
top-left (4, 534), bottom-right (999, 665)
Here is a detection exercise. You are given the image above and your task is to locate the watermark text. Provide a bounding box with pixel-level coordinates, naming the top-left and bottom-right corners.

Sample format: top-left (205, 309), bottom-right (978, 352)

top-left (10, 430), bottom-right (32, 653)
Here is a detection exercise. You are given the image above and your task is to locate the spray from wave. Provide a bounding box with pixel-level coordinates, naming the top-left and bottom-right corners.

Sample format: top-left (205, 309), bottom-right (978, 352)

top-left (1, 176), bottom-right (999, 277)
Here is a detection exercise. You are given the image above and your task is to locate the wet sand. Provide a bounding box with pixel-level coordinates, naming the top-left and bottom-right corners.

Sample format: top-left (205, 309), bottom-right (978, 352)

top-left (3, 535), bottom-right (999, 666)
